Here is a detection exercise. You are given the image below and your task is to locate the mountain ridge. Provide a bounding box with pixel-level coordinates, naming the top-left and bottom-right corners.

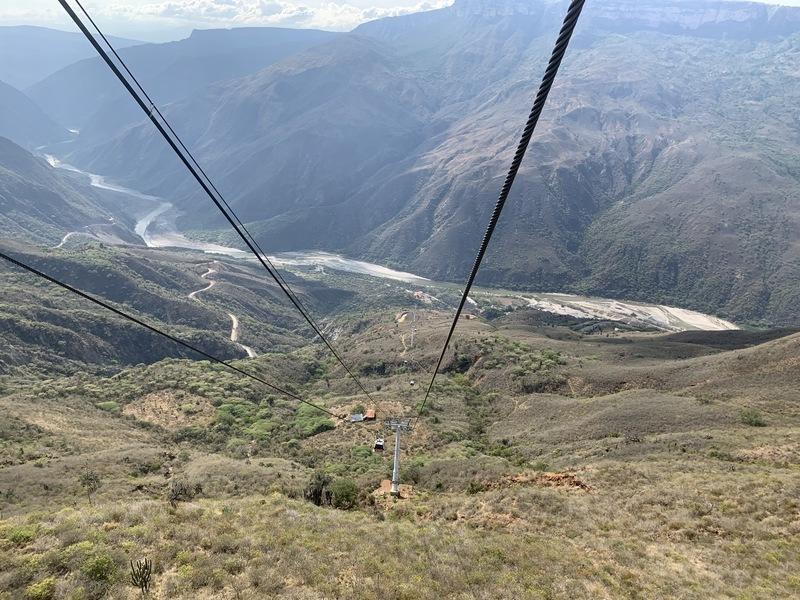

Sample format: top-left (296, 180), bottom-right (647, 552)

top-left (0, 25), bottom-right (141, 89)
top-left (32, 0), bottom-right (800, 325)
top-left (0, 81), bottom-right (70, 150)
top-left (27, 26), bottom-right (339, 137)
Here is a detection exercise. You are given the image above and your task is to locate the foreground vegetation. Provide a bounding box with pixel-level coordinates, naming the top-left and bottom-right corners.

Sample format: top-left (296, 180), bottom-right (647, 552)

top-left (1, 246), bottom-right (799, 598)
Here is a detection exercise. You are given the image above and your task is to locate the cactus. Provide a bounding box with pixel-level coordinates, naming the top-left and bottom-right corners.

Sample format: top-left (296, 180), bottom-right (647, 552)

top-left (130, 558), bottom-right (152, 596)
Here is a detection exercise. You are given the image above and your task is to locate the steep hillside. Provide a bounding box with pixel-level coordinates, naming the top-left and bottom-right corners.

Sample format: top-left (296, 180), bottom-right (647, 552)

top-left (3, 5), bottom-right (799, 598)
top-left (0, 242), bottom-right (347, 374)
top-left (0, 138), bottom-right (127, 245)
top-left (28, 26), bottom-right (338, 139)
top-left (0, 81), bottom-right (69, 149)
top-left (55, 0), bottom-right (800, 325)
top-left (0, 235), bottom-right (430, 377)
top-left (0, 295), bottom-right (798, 598)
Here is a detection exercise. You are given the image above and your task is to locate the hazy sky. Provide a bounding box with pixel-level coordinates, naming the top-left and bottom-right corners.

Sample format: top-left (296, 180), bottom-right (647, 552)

top-left (1, 1), bottom-right (454, 41)
top-left (3, 0), bottom-right (800, 42)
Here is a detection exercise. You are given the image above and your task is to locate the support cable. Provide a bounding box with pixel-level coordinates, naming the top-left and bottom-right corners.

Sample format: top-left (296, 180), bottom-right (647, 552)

top-left (58, 0), bottom-right (375, 405)
top-left (0, 249), bottom-right (343, 420)
top-left (413, 0), bottom-right (587, 427)
top-left (70, 0), bottom-right (315, 330)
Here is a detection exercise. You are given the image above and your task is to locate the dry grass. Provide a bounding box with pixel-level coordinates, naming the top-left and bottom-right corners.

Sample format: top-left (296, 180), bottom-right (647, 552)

top-left (2, 315), bottom-right (799, 598)
top-left (122, 391), bottom-right (216, 431)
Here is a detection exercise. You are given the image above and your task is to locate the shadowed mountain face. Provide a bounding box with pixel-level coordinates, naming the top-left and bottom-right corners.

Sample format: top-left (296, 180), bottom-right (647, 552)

top-left (27, 27), bottom-right (339, 141)
top-left (0, 81), bottom-right (70, 150)
top-left (0, 25), bottom-right (141, 89)
top-left (47, 0), bottom-right (800, 325)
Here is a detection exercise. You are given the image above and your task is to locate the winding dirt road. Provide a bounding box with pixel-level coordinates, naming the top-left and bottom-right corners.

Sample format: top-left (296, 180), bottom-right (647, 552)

top-left (227, 313), bottom-right (257, 358)
top-left (188, 263), bottom-right (257, 359)
top-left (188, 267), bottom-right (217, 300)
top-left (54, 231), bottom-right (92, 249)
top-left (397, 311), bottom-right (416, 356)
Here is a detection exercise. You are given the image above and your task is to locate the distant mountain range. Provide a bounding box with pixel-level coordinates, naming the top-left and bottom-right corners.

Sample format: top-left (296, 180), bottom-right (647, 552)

top-left (2, 1), bottom-right (800, 325)
top-left (0, 25), bottom-right (141, 89)
top-left (27, 27), bottom-right (338, 142)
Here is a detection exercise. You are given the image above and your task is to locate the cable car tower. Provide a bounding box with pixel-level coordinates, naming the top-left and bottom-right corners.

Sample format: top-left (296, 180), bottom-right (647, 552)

top-left (387, 417), bottom-right (411, 497)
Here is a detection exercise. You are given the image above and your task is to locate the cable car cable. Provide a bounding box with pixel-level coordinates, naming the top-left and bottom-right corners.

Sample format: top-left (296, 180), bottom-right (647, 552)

top-left (70, 0), bottom-right (317, 331)
top-left (0, 249), bottom-right (343, 420)
top-left (64, 0), bottom-right (366, 403)
top-left (412, 0), bottom-right (587, 428)
top-left (57, 0), bottom-right (375, 405)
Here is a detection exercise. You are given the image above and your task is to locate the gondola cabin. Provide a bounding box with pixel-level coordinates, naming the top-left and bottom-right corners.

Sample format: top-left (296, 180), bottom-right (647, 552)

top-left (374, 437), bottom-right (385, 452)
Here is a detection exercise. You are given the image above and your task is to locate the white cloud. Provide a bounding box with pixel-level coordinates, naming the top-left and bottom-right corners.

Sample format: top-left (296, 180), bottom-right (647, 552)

top-left (98, 0), bottom-right (453, 30)
top-left (5, 0), bottom-right (800, 41)
top-left (0, 0), bottom-right (453, 38)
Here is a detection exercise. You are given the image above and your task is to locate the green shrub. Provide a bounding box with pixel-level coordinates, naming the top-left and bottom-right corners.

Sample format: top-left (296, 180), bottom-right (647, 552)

top-left (25, 577), bottom-right (56, 600)
top-left (95, 401), bottom-right (120, 413)
top-left (350, 446), bottom-right (374, 460)
top-left (447, 354), bottom-right (474, 374)
top-left (401, 460), bottom-right (423, 484)
top-left (330, 479), bottom-right (358, 510)
top-left (293, 404), bottom-right (335, 438)
top-left (540, 349), bottom-right (566, 366)
top-left (8, 525), bottom-right (37, 546)
top-left (482, 307), bottom-right (505, 320)
top-left (81, 551), bottom-right (117, 582)
top-left (466, 481), bottom-right (486, 495)
top-left (245, 419), bottom-right (276, 440)
top-left (740, 408), bottom-right (766, 427)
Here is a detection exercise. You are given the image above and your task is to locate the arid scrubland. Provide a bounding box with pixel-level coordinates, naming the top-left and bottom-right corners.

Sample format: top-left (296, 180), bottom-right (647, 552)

top-left (2, 308), bottom-right (799, 599)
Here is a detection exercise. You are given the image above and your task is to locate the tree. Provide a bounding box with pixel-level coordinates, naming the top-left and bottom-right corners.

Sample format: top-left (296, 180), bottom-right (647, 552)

top-left (168, 479), bottom-right (200, 508)
top-left (330, 479), bottom-right (358, 510)
top-left (79, 468), bottom-right (102, 505)
top-left (304, 472), bottom-right (332, 506)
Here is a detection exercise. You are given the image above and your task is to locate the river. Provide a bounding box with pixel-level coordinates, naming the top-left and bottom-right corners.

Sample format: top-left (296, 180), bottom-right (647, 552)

top-left (46, 155), bottom-right (738, 332)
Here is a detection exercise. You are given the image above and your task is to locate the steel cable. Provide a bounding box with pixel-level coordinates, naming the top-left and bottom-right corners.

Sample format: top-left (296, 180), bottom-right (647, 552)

top-left (413, 0), bottom-right (587, 427)
top-left (0, 249), bottom-right (343, 419)
top-left (58, 0), bottom-right (375, 405)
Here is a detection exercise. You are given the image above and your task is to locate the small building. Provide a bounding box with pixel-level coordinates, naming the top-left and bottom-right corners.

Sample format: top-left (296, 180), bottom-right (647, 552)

top-left (364, 409), bottom-right (376, 421)
top-left (350, 413), bottom-right (365, 423)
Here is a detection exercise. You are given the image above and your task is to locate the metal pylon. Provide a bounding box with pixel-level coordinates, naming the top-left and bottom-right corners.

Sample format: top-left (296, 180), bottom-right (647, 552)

top-left (387, 417), bottom-right (411, 496)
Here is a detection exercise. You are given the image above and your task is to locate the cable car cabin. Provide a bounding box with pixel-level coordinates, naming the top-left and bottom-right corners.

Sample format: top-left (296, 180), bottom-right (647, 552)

top-left (373, 437), bottom-right (385, 452)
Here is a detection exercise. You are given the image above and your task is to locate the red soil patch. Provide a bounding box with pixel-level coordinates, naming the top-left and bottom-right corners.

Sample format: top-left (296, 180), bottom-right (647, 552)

top-left (372, 479), bottom-right (414, 508)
